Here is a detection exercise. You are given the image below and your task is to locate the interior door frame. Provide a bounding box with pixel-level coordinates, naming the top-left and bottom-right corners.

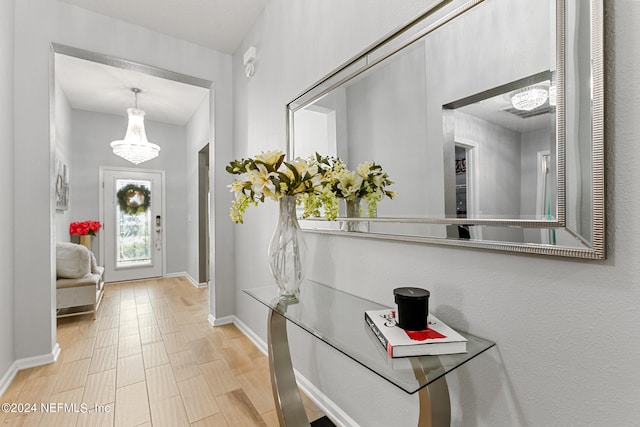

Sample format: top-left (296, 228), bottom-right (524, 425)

top-left (98, 166), bottom-right (167, 279)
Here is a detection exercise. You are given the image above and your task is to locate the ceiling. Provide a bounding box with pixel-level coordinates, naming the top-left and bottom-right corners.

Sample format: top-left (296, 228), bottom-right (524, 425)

top-left (55, 0), bottom-right (267, 126)
top-left (60, 0), bottom-right (268, 55)
top-left (55, 53), bottom-right (210, 126)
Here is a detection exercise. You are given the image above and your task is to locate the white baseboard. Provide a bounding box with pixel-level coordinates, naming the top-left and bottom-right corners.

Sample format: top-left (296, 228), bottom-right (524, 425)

top-left (231, 317), bottom-right (358, 427)
top-left (0, 362), bottom-right (18, 398)
top-left (207, 313), bottom-right (235, 326)
top-left (16, 343), bottom-right (60, 370)
top-left (1, 343), bottom-right (61, 397)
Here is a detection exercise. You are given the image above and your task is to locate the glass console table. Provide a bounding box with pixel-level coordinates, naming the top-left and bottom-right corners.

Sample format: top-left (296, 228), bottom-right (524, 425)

top-left (245, 280), bottom-right (495, 427)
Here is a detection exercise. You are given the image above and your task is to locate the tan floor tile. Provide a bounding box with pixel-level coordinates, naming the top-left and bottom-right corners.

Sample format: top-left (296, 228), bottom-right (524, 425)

top-left (189, 338), bottom-right (221, 365)
top-left (149, 395), bottom-right (190, 427)
top-left (116, 354), bottom-right (145, 388)
top-left (63, 336), bottom-right (96, 362)
top-left (262, 410), bottom-right (280, 427)
top-left (139, 325), bottom-right (163, 345)
top-left (136, 302), bottom-right (153, 315)
top-left (114, 381), bottom-right (150, 427)
top-left (29, 359), bottom-right (62, 380)
top-left (137, 312), bottom-right (156, 328)
top-left (89, 345), bottom-right (117, 374)
top-left (237, 368), bottom-right (275, 414)
top-left (118, 319), bottom-right (140, 338)
top-left (199, 359), bottom-right (241, 396)
top-left (117, 334), bottom-right (141, 359)
top-left (216, 388), bottom-right (266, 427)
top-left (43, 386), bottom-right (84, 427)
top-left (97, 314), bottom-right (119, 330)
top-left (219, 345), bottom-right (256, 376)
top-left (172, 310), bottom-right (195, 326)
top-left (162, 331), bottom-right (189, 354)
top-left (142, 341), bottom-right (170, 368)
top-left (180, 322), bottom-right (207, 341)
top-left (177, 375), bottom-right (220, 423)
top-left (82, 369), bottom-right (116, 406)
top-left (168, 350), bottom-right (201, 382)
top-left (146, 363), bottom-right (179, 402)
top-left (95, 328), bottom-right (118, 348)
top-left (156, 316), bottom-right (180, 334)
top-left (2, 407), bottom-right (44, 426)
top-left (13, 373), bottom-right (58, 405)
top-left (215, 323), bottom-right (243, 340)
top-left (232, 335), bottom-right (264, 360)
top-left (52, 358), bottom-right (91, 394)
top-left (190, 412), bottom-right (229, 427)
top-left (75, 405), bottom-right (115, 427)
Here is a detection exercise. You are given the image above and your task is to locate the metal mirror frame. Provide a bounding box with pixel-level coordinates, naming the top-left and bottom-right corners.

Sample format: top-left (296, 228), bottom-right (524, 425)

top-left (286, 0), bottom-right (604, 259)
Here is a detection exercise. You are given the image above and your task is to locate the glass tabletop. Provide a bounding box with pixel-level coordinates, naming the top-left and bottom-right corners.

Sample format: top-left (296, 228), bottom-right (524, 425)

top-left (244, 280), bottom-right (495, 394)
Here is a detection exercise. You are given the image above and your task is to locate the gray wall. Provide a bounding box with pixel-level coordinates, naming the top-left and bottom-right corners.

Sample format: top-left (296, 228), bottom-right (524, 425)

top-left (10, 0), bottom-right (233, 363)
top-left (233, 0), bottom-right (640, 426)
top-left (186, 96), bottom-right (211, 283)
top-left (0, 0), bottom-right (15, 387)
top-left (69, 109), bottom-right (188, 274)
top-left (54, 78), bottom-right (72, 243)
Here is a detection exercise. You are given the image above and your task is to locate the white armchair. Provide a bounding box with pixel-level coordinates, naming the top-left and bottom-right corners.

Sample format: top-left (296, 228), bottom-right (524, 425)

top-left (56, 242), bottom-right (104, 319)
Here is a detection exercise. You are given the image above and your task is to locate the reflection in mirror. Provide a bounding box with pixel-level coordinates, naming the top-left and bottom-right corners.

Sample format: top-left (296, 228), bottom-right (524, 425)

top-left (290, 0), bottom-right (604, 259)
top-left (442, 73), bottom-right (558, 243)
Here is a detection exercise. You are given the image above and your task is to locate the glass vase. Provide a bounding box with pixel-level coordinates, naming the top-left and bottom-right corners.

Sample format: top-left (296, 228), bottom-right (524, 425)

top-left (268, 195), bottom-right (307, 300)
top-left (342, 198), bottom-right (370, 232)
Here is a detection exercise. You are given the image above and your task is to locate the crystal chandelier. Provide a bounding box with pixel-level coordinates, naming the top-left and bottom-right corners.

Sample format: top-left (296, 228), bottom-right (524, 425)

top-left (510, 86), bottom-right (549, 111)
top-left (110, 88), bottom-right (160, 165)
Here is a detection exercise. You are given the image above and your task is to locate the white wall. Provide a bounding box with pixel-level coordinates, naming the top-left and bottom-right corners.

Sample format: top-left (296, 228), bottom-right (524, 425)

top-left (69, 109), bottom-right (188, 274)
top-left (11, 0), bottom-right (233, 363)
top-left (0, 0), bottom-right (15, 387)
top-left (233, 1), bottom-right (640, 426)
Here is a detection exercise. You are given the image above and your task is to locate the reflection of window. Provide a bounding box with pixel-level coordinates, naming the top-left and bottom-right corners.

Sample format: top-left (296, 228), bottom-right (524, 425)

top-left (116, 179), bottom-right (152, 268)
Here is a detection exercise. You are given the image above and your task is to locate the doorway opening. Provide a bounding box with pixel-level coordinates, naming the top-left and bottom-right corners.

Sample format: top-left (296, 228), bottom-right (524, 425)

top-left (198, 144), bottom-right (210, 286)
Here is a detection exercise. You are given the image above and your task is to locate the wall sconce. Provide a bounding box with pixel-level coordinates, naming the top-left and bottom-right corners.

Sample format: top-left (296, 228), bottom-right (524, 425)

top-left (244, 46), bottom-right (256, 79)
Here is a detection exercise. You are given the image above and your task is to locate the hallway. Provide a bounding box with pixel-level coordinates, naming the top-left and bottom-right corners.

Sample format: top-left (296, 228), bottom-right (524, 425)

top-left (0, 277), bottom-right (323, 426)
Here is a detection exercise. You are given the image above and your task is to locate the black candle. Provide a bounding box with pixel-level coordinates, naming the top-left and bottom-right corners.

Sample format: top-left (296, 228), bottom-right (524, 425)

top-left (393, 287), bottom-right (430, 331)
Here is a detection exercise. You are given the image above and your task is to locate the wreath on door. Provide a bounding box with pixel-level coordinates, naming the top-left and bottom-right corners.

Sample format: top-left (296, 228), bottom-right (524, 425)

top-left (117, 184), bottom-right (151, 215)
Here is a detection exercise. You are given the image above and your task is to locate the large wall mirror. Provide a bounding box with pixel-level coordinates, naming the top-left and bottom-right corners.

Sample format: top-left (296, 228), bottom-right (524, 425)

top-left (288, 0), bottom-right (604, 259)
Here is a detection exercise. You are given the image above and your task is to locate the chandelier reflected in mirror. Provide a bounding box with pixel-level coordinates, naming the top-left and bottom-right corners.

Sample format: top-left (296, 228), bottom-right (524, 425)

top-left (510, 85), bottom-right (549, 111)
top-left (110, 88), bottom-right (161, 165)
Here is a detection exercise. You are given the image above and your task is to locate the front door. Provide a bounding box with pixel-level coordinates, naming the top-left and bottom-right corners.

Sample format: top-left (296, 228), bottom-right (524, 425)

top-left (101, 168), bottom-right (164, 282)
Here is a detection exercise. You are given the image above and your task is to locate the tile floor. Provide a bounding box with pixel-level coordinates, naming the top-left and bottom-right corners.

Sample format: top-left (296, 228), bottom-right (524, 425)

top-left (0, 276), bottom-right (324, 426)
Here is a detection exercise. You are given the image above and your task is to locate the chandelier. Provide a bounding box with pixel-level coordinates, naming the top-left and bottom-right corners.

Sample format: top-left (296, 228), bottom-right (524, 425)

top-left (110, 88), bottom-right (160, 165)
top-left (510, 85), bottom-right (549, 111)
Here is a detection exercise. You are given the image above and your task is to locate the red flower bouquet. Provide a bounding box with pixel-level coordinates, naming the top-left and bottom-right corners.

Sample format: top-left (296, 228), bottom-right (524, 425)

top-left (69, 220), bottom-right (102, 236)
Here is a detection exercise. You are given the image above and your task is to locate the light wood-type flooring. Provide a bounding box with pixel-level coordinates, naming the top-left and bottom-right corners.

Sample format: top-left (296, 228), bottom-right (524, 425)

top-left (0, 276), bottom-right (325, 426)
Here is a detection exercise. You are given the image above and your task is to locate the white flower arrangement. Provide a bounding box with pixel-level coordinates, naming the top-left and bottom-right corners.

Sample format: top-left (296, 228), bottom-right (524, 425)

top-left (226, 150), bottom-right (324, 223)
top-left (227, 151), bottom-right (395, 223)
top-left (300, 155), bottom-right (396, 220)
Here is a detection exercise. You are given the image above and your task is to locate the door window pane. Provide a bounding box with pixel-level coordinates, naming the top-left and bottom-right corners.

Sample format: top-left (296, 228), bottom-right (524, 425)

top-left (116, 179), bottom-right (152, 268)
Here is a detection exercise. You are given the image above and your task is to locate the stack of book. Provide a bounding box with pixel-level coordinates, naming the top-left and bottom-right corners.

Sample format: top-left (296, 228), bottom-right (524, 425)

top-left (364, 309), bottom-right (468, 358)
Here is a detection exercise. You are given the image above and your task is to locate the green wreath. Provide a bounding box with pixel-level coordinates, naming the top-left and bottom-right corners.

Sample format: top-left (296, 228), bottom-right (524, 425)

top-left (117, 184), bottom-right (151, 215)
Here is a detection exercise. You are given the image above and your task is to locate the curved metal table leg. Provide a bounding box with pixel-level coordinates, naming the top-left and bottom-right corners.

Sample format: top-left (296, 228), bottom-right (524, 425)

top-left (411, 358), bottom-right (451, 427)
top-left (268, 307), bottom-right (310, 427)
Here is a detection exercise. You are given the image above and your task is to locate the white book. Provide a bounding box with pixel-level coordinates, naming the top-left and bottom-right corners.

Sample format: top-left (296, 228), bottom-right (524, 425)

top-left (364, 309), bottom-right (467, 358)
